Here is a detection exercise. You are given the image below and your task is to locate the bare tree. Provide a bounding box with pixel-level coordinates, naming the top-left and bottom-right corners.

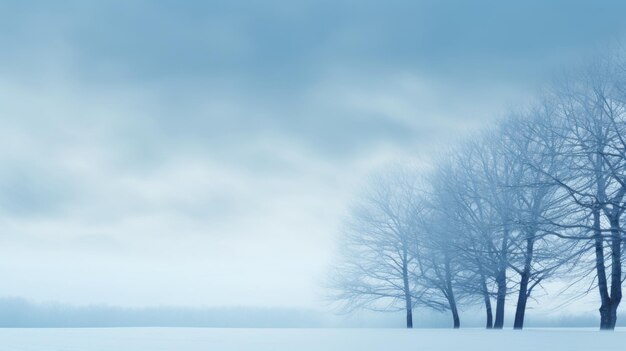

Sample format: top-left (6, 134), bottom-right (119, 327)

top-left (413, 179), bottom-right (463, 328)
top-left (499, 108), bottom-right (581, 329)
top-left (329, 169), bottom-right (433, 328)
top-left (454, 134), bottom-right (519, 329)
top-left (541, 56), bottom-right (626, 329)
top-left (420, 153), bottom-right (503, 329)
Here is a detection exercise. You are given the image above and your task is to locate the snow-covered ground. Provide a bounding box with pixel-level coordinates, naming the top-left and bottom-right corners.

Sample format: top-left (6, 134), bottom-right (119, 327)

top-left (0, 328), bottom-right (624, 351)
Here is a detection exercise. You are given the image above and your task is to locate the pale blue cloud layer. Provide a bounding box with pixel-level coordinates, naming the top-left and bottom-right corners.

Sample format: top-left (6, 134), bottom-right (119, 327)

top-left (0, 0), bottom-right (623, 309)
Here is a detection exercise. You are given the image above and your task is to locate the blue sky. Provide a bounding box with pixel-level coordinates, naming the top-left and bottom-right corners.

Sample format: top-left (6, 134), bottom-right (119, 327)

top-left (0, 1), bottom-right (624, 310)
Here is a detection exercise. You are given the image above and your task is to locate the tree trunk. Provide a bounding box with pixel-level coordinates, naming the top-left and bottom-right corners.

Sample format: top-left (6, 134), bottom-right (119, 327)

top-left (402, 258), bottom-right (413, 328)
top-left (593, 208), bottom-right (613, 330)
top-left (405, 305), bottom-right (413, 329)
top-left (514, 236), bottom-right (534, 330)
top-left (450, 300), bottom-right (460, 329)
top-left (484, 292), bottom-right (493, 329)
top-left (478, 265), bottom-right (493, 329)
top-left (513, 278), bottom-right (528, 330)
top-left (493, 229), bottom-right (509, 329)
top-left (593, 212), bottom-right (623, 330)
top-left (403, 288), bottom-right (413, 328)
top-left (607, 216), bottom-right (622, 330)
top-left (494, 271), bottom-right (506, 329)
top-left (493, 226), bottom-right (510, 329)
top-left (444, 257), bottom-right (460, 328)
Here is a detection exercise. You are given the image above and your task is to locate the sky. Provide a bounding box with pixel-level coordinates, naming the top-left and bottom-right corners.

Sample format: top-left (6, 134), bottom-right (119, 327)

top-left (1, 0), bottom-right (626, 310)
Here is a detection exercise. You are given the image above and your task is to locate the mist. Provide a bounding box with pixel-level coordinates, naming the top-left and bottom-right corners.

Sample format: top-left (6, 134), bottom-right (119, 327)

top-left (3, 1), bottom-right (626, 343)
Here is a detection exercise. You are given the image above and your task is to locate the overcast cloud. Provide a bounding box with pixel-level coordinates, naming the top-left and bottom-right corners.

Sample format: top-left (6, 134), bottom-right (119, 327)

top-left (0, 0), bottom-right (625, 309)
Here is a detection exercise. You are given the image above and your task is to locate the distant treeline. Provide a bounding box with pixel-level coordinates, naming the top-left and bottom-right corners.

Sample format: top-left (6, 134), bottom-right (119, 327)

top-left (0, 297), bottom-right (621, 328)
top-left (0, 298), bottom-right (321, 328)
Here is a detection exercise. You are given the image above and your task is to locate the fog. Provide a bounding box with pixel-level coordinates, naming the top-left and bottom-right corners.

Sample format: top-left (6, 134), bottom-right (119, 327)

top-left (0, 298), bottom-right (616, 328)
top-left (1, 0), bottom-right (626, 321)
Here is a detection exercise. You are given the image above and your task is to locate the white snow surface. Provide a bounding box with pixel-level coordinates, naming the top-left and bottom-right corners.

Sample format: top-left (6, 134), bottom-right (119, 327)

top-left (0, 328), bottom-right (624, 351)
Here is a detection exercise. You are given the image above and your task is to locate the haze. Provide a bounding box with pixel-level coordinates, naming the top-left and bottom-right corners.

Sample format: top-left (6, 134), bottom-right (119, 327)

top-left (1, 0), bottom-right (624, 311)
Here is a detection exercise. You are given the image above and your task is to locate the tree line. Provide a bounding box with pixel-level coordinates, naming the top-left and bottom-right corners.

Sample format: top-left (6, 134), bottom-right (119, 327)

top-left (330, 53), bottom-right (626, 330)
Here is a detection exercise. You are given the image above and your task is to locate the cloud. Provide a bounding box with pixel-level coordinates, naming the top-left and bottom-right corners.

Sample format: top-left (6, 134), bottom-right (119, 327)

top-left (0, 0), bottom-right (623, 309)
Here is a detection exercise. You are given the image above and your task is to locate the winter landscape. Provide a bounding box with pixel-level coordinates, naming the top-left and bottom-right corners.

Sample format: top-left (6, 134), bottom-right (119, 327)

top-left (4, 0), bottom-right (626, 350)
